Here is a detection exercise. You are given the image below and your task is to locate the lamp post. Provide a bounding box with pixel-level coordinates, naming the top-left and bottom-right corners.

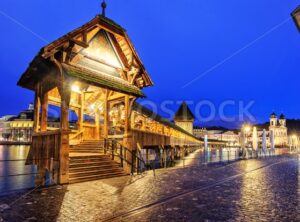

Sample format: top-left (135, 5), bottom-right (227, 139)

top-left (292, 6), bottom-right (300, 32)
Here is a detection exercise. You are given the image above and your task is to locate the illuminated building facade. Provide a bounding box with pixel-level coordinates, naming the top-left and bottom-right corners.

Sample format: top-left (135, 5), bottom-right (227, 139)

top-left (0, 104), bottom-right (34, 143)
top-left (269, 112), bottom-right (288, 146)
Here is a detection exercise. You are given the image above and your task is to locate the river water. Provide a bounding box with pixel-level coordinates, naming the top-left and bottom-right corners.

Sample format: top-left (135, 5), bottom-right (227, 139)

top-left (0, 145), bottom-right (36, 195)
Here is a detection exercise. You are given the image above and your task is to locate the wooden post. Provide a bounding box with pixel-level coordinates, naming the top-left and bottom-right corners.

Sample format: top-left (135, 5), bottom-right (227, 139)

top-left (103, 90), bottom-right (109, 138)
top-left (123, 95), bottom-right (132, 147)
top-left (33, 91), bottom-right (41, 132)
top-left (95, 112), bottom-right (100, 140)
top-left (40, 91), bottom-right (48, 132)
top-left (146, 149), bottom-right (149, 165)
top-left (78, 93), bottom-right (84, 132)
top-left (164, 148), bottom-right (167, 168)
top-left (59, 83), bottom-right (71, 184)
top-left (159, 147), bottom-right (163, 168)
top-left (124, 95), bottom-right (130, 136)
top-left (61, 85), bottom-right (71, 131)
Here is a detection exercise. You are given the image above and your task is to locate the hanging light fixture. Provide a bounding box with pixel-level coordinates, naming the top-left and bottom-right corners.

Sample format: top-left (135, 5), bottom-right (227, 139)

top-left (71, 84), bottom-right (81, 93)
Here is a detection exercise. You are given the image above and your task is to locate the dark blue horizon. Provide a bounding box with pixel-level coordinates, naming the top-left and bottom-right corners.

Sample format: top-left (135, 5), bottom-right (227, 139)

top-left (0, 0), bottom-right (300, 128)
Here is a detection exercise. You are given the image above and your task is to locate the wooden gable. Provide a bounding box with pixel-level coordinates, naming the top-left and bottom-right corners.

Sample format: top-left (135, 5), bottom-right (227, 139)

top-left (72, 29), bottom-right (124, 79)
top-left (18, 15), bottom-right (153, 94)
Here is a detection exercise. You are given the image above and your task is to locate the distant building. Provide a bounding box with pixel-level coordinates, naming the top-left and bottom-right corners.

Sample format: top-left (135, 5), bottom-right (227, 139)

top-left (193, 127), bottom-right (207, 139)
top-left (0, 104), bottom-right (80, 143)
top-left (193, 126), bottom-right (240, 147)
top-left (269, 113), bottom-right (288, 147)
top-left (242, 112), bottom-right (288, 148)
top-left (0, 104), bottom-right (34, 142)
top-left (174, 102), bottom-right (195, 134)
top-left (220, 131), bottom-right (240, 146)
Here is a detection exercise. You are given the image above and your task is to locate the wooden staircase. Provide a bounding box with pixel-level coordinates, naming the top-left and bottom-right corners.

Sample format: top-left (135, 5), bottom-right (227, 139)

top-left (69, 140), bottom-right (128, 183)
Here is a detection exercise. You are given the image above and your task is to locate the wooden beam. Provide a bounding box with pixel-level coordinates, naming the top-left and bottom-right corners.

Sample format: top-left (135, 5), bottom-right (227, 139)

top-left (48, 96), bottom-right (81, 110)
top-left (109, 33), bottom-right (130, 69)
top-left (95, 112), bottom-right (100, 140)
top-left (70, 39), bottom-right (89, 48)
top-left (58, 83), bottom-right (71, 184)
top-left (60, 84), bottom-right (71, 130)
top-left (40, 91), bottom-right (48, 132)
top-left (78, 93), bottom-right (84, 132)
top-left (82, 31), bottom-right (87, 44)
top-left (107, 93), bottom-right (125, 102)
top-left (124, 95), bottom-right (130, 136)
top-left (33, 88), bottom-right (41, 133)
top-left (103, 89), bottom-right (109, 138)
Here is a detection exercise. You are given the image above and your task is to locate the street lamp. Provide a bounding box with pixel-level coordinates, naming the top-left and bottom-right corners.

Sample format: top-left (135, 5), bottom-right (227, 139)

top-left (291, 6), bottom-right (300, 32)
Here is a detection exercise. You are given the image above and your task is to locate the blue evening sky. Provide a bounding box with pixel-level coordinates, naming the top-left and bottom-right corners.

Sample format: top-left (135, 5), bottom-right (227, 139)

top-left (0, 0), bottom-right (300, 128)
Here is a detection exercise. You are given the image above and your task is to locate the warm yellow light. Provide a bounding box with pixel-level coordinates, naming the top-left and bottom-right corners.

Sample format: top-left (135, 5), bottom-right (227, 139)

top-left (292, 135), bottom-right (297, 139)
top-left (71, 85), bottom-right (80, 93)
top-left (99, 105), bottom-right (103, 112)
top-left (90, 104), bottom-right (95, 110)
top-left (244, 125), bottom-right (251, 133)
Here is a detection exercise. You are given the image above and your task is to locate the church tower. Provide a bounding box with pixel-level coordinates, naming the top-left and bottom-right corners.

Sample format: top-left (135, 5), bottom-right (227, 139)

top-left (174, 102), bottom-right (195, 134)
top-left (270, 112), bottom-right (277, 127)
top-left (279, 114), bottom-right (286, 127)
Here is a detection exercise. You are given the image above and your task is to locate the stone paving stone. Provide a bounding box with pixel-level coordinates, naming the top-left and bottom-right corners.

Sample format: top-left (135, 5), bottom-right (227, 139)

top-left (0, 155), bottom-right (298, 221)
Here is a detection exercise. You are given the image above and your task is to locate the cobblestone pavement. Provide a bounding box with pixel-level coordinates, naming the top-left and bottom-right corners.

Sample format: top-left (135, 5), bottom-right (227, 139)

top-left (0, 154), bottom-right (299, 222)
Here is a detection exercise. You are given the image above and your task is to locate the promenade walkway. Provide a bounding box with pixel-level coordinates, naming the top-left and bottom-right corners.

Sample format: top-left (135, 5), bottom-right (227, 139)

top-left (0, 154), bottom-right (299, 221)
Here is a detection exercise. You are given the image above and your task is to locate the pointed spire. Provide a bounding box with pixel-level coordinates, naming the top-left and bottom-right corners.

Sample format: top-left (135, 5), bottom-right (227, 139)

top-left (174, 101), bottom-right (195, 121)
top-left (101, 0), bottom-right (107, 17)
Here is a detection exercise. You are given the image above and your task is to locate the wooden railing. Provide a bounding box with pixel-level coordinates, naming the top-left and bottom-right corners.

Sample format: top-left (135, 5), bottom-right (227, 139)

top-left (82, 123), bottom-right (97, 140)
top-left (29, 130), bottom-right (70, 185)
top-left (104, 138), bottom-right (147, 175)
top-left (70, 129), bottom-right (85, 144)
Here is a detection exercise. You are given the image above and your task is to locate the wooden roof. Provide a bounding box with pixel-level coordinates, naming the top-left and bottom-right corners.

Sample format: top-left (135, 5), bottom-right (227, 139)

top-left (18, 15), bottom-right (153, 94)
top-left (133, 103), bottom-right (199, 140)
top-left (62, 64), bottom-right (145, 97)
top-left (174, 102), bottom-right (195, 121)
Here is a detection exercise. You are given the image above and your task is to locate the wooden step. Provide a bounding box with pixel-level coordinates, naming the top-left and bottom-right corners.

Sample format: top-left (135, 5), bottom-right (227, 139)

top-left (70, 150), bottom-right (104, 153)
top-left (68, 140), bottom-right (127, 183)
top-left (69, 168), bottom-right (125, 177)
top-left (69, 159), bottom-right (114, 164)
top-left (71, 146), bottom-right (103, 149)
top-left (69, 165), bottom-right (121, 172)
top-left (70, 155), bottom-right (109, 160)
top-left (69, 161), bottom-right (119, 167)
top-left (69, 173), bottom-right (128, 184)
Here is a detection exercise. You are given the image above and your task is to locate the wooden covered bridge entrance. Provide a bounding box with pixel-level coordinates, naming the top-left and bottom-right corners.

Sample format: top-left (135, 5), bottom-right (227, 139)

top-left (17, 9), bottom-right (217, 185)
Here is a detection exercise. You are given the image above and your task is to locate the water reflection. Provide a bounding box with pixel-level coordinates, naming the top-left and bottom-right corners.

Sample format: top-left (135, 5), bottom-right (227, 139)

top-left (172, 147), bottom-right (289, 167)
top-left (0, 145), bottom-right (36, 194)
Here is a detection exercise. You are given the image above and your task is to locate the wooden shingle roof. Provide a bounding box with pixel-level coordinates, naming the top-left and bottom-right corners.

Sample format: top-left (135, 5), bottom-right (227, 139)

top-left (62, 64), bottom-right (145, 97)
top-left (174, 102), bottom-right (195, 121)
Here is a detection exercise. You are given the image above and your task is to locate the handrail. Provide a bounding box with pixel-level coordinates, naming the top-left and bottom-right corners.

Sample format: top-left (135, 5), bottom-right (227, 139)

top-left (103, 138), bottom-right (147, 175)
top-left (114, 139), bottom-right (147, 168)
top-left (69, 129), bottom-right (85, 141)
top-left (32, 130), bottom-right (71, 137)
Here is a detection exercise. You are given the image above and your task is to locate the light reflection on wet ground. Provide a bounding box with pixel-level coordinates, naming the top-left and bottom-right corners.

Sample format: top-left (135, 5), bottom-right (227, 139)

top-left (127, 156), bottom-right (300, 222)
top-left (0, 154), bottom-right (298, 221)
